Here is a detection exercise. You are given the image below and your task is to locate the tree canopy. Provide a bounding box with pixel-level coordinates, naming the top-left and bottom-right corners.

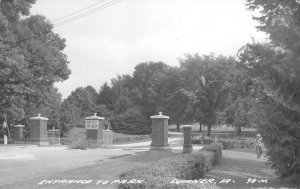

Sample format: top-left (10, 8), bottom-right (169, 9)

top-left (0, 0), bottom-right (70, 127)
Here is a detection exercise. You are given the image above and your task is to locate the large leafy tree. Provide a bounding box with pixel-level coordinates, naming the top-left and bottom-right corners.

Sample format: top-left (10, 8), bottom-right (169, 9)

top-left (97, 82), bottom-right (113, 111)
top-left (130, 62), bottom-right (171, 119)
top-left (163, 89), bottom-right (197, 131)
top-left (179, 54), bottom-right (234, 136)
top-left (0, 0), bottom-right (70, 127)
top-left (224, 64), bottom-right (256, 135)
top-left (241, 0), bottom-right (300, 182)
top-left (109, 62), bottom-right (180, 134)
top-left (60, 86), bottom-right (110, 135)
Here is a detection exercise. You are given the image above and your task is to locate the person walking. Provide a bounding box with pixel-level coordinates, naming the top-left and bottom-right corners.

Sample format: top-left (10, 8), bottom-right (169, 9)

top-left (255, 133), bottom-right (263, 158)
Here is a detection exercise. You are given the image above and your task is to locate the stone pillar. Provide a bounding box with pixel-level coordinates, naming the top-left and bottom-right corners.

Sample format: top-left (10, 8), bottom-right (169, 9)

top-left (183, 125), bottom-right (193, 153)
top-left (30, 114), bottom-right (49, 146)
top-left (150, 112), bottom-right (169, 150)
top-left (14, 125), bottom-right (25, 140)
top-left (103, 129), bottom-right (113, 147)
top-left (85, 113), bottom-right (104, 147)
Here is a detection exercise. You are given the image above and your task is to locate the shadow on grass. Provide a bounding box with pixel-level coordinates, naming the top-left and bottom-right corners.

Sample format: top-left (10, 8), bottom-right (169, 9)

top-left (122, 150), bottom-right (181, 163)
top-left (206, 149), bottom-right (298, 189)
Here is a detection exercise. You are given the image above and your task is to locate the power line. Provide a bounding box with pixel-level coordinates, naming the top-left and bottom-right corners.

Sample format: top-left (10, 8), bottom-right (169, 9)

top-left (54, 0), bottom-right (121, 27)
top-left (72, 54), bottom-right (129, 71)
top-left (54, 0), bottom-right (120, 27)
top-left (53, 0), bottom-right (107, 22)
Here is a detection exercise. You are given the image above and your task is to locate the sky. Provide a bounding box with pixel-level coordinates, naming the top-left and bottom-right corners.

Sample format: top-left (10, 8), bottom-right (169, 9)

top-left (30, 0), bottom-right (267, 99)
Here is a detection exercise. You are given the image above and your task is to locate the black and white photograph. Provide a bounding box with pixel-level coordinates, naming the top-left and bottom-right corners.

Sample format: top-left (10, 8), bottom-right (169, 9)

top-left (0, 0), bottom-right (299, 188)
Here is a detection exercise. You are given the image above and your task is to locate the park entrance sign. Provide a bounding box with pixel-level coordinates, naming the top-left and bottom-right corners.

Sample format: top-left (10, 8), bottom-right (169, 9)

top-left (85, 113), bottom-right (104, 147)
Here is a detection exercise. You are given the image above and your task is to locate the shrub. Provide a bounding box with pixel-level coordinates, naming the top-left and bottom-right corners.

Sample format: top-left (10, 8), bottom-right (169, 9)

top-left (217, 139), bottom-right (235, 149)
top-left (110, 107), bottom-right (150, 135)
top-left (202, 143), bottom-right (223, 165)
top-left (239, 139), bottom-right (256, 149)
top-left (118, 146), bottom-right (221, 189)
top-left (192, 138), bottom-right (213, 145)
top-left (68, 138), bottom-right (97, 150)
top-left (216, 139), bottom-right (256, 149)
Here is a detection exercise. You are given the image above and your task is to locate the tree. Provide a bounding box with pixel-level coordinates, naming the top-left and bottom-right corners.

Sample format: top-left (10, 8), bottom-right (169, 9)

top-left (223, 63), bottom-right (256, 135)
top-left (179, 54), bottom-right (234, 136)
top-left (110, 106), bottom-right (149, 134)
top-left (163, 89), bottom-right (197, 131)
top-left (97, 82), bottom-right (113, 110)
top-left (66, 86), bottom-right (98, 118)
top-left (130, 62), bottom-right (171, 120)
top-left (109, 62), bottom-right (180, 134)
top-left (59, 100), bottom-right (81, 136)
top-left (242, 0), bottom-right (300, 182)
top-left (0, 0), bottom-right (70, 126)
top-left (60, 86), bottom-right (110, 135)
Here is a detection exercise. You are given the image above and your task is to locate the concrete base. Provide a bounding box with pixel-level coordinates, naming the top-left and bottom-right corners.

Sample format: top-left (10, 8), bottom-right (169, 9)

top-left (150, 142), bottom-right (169, 148)
top-left (183, 147), bottom-right (193, 154)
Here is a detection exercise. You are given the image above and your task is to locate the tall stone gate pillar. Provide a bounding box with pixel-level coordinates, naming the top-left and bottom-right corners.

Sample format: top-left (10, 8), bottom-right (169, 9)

top-left (85, 113), bottom-right (104, 147)
top-left (150, 112), bottom-right (169, 150)
top-left (14, 125), bottom-right (25, 140)
top-left (183, 125), bottom-right (193, 153)
top-left (30, 114), bottom-right (49, 146)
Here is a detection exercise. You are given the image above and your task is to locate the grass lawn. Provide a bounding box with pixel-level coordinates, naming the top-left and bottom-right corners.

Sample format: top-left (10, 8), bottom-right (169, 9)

top-left (2, 150), bottom-right (179, 189)
top-left (168, 124), bottom-right (257, 137)
top-left (2, 147), bottom-right (297, 189)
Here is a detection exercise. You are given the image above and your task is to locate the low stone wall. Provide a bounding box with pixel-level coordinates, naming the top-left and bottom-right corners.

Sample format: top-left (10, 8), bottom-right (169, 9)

top-left (113, 135), bottom-right (151, 144)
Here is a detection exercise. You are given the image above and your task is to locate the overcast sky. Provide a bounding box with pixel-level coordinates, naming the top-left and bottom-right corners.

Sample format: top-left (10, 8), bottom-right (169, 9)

top-left (30, 0), bottom-right (266, 99)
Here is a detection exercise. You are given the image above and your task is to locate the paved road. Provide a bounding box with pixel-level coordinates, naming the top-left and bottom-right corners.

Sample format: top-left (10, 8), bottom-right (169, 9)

top-left (0, 145), bottom-right (144, 186)
top-left (0, 138), bottom-right (184, 187)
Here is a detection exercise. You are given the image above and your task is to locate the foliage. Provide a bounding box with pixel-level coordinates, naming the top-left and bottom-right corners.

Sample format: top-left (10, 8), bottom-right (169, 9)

top-left (163, 89), bottom-right (197, 131)
top-left (68, 138), bottom-right (97, 150)
top-left (179, 54), bottom-right (234, 136)
top-left (217, 140), bottom-right (235, 150)
top-left (217, 139), bottom-right (256, 149)
top-left (202, 143), bottom-right (223, 165)
top-left (0, 0), bottom-right (70, 127)
top-left (242, 0), bottom-right (300, 182)
top-left (60, 86), bottom-right (110, 135)
top-left (110, 107), bottom-right (150, 134)
top-left (118, 150), bottom-right (220, 189)
top-left (97, 82), bottom-right (114, 110)
top-left (59, 100), bottom-right (81, 135)
top-left (192, 139), bottom-right (213, 145)
top-left (224, 65), bottom-right (256, 135)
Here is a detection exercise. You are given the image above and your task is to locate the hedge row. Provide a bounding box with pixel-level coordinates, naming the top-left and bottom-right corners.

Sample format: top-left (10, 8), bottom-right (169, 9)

top-left (217, 139), bottom-right (256, 149)
top-left (118, 143), bottom-right (223, 189)
top-left (192, 138), bottom-right (256, 150)
top-left (192, 138), bottom-right (213, 145)
top-left (202, 143), bottom-right (223, 165)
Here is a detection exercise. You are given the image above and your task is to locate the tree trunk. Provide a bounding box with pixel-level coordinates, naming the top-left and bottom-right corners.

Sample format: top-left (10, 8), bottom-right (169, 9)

top-left (176, 124), bottom-right (180, 132)
top-left (199, 123), bottom-right (202, 132)
top-left (207, 125), bottom-right (212, 137)
top-left (237, 126), bottom-right (242, 136)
